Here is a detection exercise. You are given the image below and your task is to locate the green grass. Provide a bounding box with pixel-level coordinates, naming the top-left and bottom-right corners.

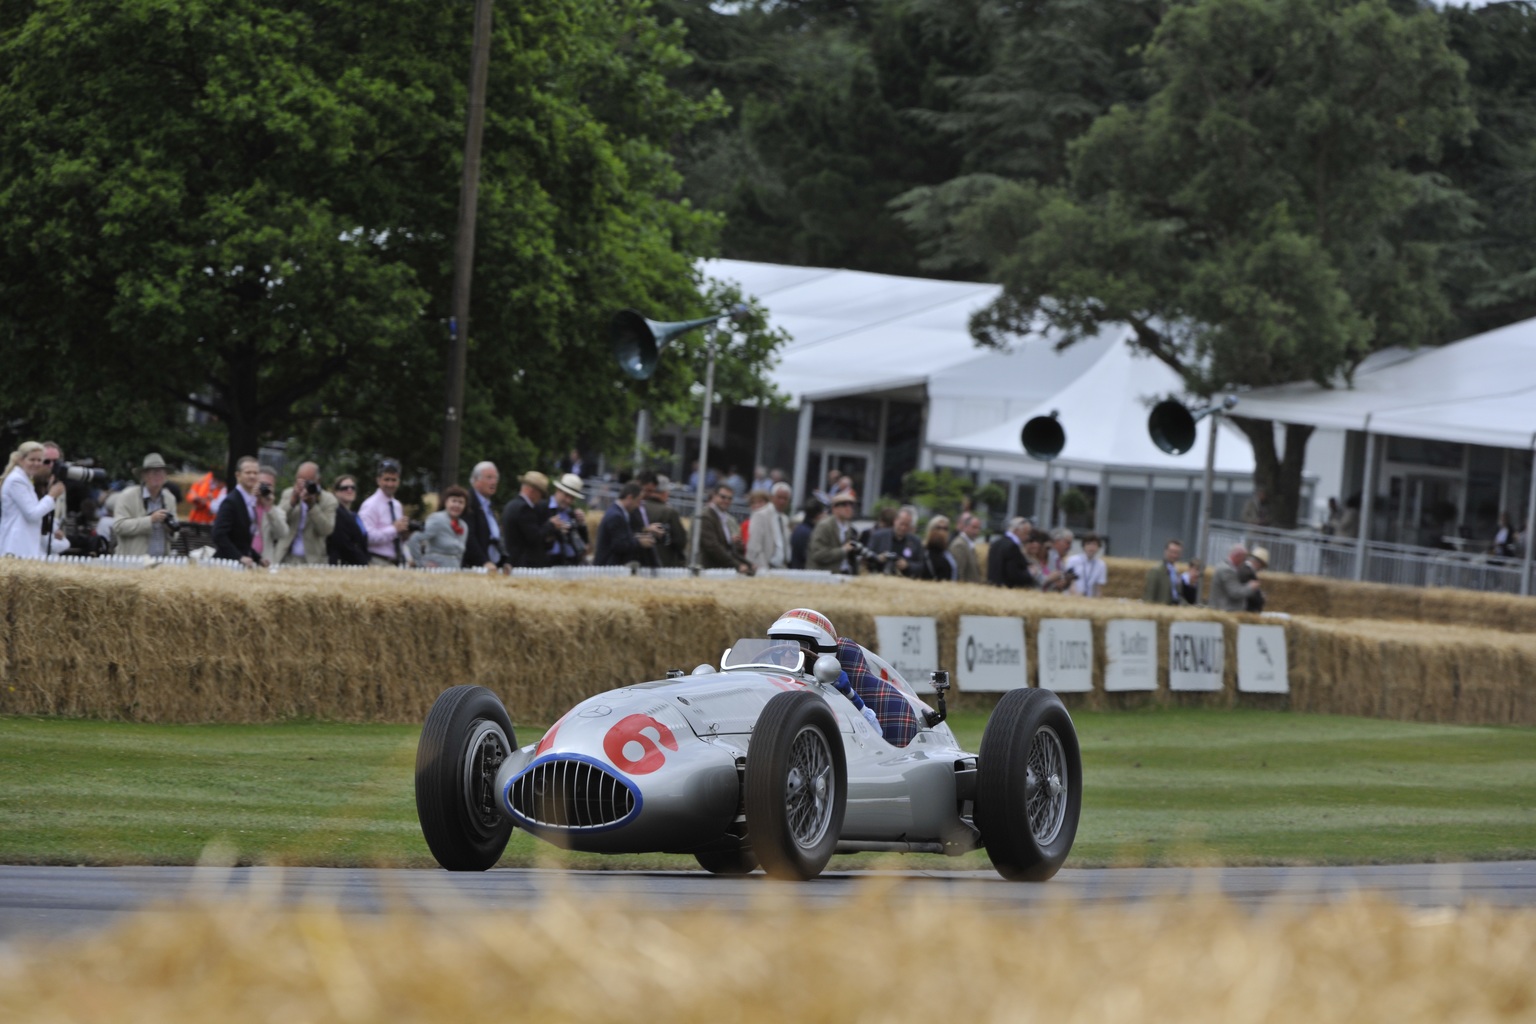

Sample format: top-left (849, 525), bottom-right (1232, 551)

top-left (0, 709), bottom-right (1532, 869)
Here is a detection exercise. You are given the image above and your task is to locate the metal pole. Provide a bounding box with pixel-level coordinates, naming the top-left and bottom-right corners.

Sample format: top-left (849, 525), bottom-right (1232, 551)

top-left (1521, 441), bottom-right (1536, 596)
top-left (792, 400), bottom-right (813, 508)
top-left (1197, 409), bottom-right (1220, 567)
top-left (688, 333), bottom-right (720, 573)
top-left (440, 0), bottom-right (493, 489)
top-left (1354, 425), bottom-right (1378, 582)
top-left (1041, 460), bottom-right (1054, 529)
top-left (632, 409), bottom-right (650, 473)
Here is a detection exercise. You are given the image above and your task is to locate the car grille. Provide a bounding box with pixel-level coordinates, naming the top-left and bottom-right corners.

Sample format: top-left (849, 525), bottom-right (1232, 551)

top-left (508, 758), bottom-right (637, 830)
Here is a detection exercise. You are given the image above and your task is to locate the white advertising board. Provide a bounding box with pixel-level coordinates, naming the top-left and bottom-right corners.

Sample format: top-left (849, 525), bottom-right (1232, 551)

top-left (1037, 619), bottom-right (1093, 693)
top-left (1237, 624), bottom-right (1289, 693)
top-left (1168, 621), bottom-right (1225, 692)
top-left (1104, 619), bottom-right (1158, 692)
top-left (955, 616), bottom-right (1028, 693)
top-left (874, 616), bottom-right (939, 693)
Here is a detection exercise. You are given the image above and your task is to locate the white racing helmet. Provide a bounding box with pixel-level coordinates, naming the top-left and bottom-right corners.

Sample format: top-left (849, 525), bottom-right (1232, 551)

top-left (766, 608), bottom-right (840, 653)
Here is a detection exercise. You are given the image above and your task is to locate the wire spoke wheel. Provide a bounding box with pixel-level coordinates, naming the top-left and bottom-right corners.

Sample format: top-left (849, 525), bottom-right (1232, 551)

top-left (975, 689), bottom-right (1082, 881)
top-left (744, 690), bottom-right (846, 880)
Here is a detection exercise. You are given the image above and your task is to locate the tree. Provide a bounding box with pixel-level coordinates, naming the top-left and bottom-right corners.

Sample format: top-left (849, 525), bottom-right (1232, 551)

top-left (896, 0), bottom-right (1474, 527)
top-left (0, 0), bottom-right (776, 484)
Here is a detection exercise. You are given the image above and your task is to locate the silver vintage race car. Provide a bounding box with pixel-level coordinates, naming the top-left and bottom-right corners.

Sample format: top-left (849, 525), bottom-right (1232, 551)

top-left (415, 607), bottom-right (1082, 881)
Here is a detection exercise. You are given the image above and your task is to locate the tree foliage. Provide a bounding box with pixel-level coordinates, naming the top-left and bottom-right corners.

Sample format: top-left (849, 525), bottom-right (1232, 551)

top-left (0, 0), bottom-right (779, 485)
top-left (896, 0), bottom-right (1475, 527)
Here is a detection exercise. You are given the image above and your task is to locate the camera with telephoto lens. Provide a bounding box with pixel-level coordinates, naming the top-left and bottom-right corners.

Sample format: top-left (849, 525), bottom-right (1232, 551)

top-left (847, 540), bottom-right (899, 575)
top-left (53, 459), bottom-right (107, 487)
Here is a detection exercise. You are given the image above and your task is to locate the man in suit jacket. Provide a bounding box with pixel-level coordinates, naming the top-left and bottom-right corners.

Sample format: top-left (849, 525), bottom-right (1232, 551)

top-left (461, 461), bottom-right (504, 570)
top-left (745, 483), bottom-right (792, 571)
top-left (987, 517), bottom-right (1038, 589)
top-left (1142, 538), bottom-right (1187, 605)
top-left (949, 512), bottom-right (983, 584)
top-left (808, 491), bottom-right (858, 572)
top-left (501, 470), bottom-right (555, 568)
top-left (272, 461), bottom-right (337, 565)
top-left (863, 507), bottom-right (923, 577)
top-left (638, 472), bottom-right (688, 568)
top-left (212, 456), bottom-right (271, 568)
top-left (113, 452), bottom-right (178, 558)
top-left (697, 484), bottom-right (753, 573)
top-left (595, 482), bottom-right (656, 565)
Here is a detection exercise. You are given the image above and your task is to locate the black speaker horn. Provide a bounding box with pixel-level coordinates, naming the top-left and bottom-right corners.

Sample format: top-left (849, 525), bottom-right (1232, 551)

top-left (610, 306), bottom-right (746, 381)
top-left (1021, 410), bottom-right (1065, 461)
top-left (1148, 396), bottom-right (1237, 455)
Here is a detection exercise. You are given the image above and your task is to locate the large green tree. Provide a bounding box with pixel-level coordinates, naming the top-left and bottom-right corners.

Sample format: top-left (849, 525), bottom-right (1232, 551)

top-left (897, 0), bottom-right (1474, 527)
top-left (0, 0), bottom-right (775, 484)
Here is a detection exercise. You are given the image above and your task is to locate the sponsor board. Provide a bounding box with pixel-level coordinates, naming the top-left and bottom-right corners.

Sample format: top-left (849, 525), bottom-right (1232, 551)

top-left (874, 616), bottom-right (939, 693)
top-left (1237, 624), bottom-right (1289, 693)
top-left (1168, 621), bottom-right (1225, 692)
top-left (955, 616), bottom-right (1028, 693)
top-left (1037, 619), bottom-right (1093, 693)
top-left (1104, 619), bottom-right (1157, 692)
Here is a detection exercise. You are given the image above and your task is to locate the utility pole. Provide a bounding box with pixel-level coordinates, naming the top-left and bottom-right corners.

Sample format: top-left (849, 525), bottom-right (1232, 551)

top-left (440, 0), bottom-right (493, 489)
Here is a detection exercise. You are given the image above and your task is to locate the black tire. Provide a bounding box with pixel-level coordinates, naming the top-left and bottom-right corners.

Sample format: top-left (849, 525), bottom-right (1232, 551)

top-left (694, 846), bottom-right (759, 875)
top-left (975, 688), bottom-right (1082, 881)
top-left (744, 690), bottom-right (847, 881)
top-left (415, 685), bottom-right (517, 871)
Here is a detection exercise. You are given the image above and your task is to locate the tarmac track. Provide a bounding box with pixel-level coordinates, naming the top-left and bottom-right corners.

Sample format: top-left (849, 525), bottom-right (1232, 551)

top-left (2, 860), bottom-right (1534, 944)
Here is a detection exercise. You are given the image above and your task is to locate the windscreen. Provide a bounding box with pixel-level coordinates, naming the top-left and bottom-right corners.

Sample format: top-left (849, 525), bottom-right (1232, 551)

top-left (721, 638), bottom-right (805, 672)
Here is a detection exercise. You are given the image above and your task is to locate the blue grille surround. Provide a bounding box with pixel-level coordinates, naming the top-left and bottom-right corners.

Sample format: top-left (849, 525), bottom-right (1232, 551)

top-left (504, 754), bottom-right (642, 833)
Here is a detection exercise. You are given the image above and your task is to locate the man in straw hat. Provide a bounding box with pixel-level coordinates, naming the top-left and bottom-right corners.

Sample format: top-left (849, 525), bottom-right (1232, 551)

top-left (545, 472), bottom-right (589, 566)
top-left (501, 469), bottom-right (555, 568)
top-left (113, 452), bottom-right (179, 558)
top-left (808, 489), bottom-right (860, 573)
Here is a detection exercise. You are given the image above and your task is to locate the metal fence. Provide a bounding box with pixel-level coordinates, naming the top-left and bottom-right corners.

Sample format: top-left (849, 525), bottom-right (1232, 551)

top-left (1204, 519), bottom-right (1534, 596)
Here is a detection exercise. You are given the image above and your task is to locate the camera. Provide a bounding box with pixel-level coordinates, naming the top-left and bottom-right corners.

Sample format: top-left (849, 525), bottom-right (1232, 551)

top-left (258, 483), bottom-right (274, 498)
top-left (304, 480), bottom-right (320, 496)
top-left (848, 540), bottom-right (899, 575)
top-left (53, 459), bottom-right (107, 486)
top-left (163, 511), bottom-right (182, 534)
top-left (407, 519), bottom-right (425, 533)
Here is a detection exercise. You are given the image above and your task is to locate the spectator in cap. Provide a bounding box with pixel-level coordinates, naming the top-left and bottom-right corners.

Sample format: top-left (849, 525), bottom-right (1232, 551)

top-left (808, 490), bottom-right (859, 573)
top-left (500, 470), bottom-right (556, 568)
top-left (638, 471), bottom-right (688, 568)
top-left (546, 472), bottom-right (589, 566)
top-left (113, 453), bottom-right (179, 558)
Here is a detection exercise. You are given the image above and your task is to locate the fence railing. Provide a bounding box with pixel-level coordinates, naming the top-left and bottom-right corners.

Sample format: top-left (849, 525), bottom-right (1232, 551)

top-left (1204, 519), bottom-right (1533, 596)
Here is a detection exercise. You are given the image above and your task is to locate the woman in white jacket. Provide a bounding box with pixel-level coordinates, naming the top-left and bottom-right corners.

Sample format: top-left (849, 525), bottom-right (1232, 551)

top-left (1, 442), bottom-right (67, 559)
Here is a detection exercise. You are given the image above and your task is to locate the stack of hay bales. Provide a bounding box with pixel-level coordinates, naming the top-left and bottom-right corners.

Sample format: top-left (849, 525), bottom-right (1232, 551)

top-left (2, 561), bottom-right (1533, 726)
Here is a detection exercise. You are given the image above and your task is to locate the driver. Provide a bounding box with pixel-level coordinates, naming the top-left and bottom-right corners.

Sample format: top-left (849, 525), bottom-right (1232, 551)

top-left (766, 608), bottom-right (922, 746)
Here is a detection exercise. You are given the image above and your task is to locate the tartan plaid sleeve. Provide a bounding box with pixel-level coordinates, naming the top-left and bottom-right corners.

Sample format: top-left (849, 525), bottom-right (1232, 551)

top-left (836, 638), bottom-right (923, 747)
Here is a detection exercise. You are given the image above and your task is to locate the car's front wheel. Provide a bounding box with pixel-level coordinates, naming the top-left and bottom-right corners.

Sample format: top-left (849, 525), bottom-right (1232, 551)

top-left (975, 687), bottom-right (1082, 881)
top-left (744, 690), bottom-right (846, 880)
top-left (415, 685), bottom-right (516, 871)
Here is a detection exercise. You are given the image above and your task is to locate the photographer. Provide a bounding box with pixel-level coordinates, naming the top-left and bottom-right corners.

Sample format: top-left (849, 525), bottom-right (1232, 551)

top-left (500, 470), bottom-right (557, 568)
top-left (862, 507), bottom-right (923, 578)
top-left (638, 472), bottom-right (688, 568)
top-left (40, 441), bottom-right (107, 555)
top-left (546, 473), bottom-right (589, 567)
top-left (113, 453), bottom-right (180, 558)
top-left (358, 458), bottom-right (412, 566)
top-left (212, 456), bottom-right (272, 568)
top-left (273, 461), bottom-right (337, 566)
top-left (1, 442), bottom-right (66, 559)
top-left (808, 491), bottom-right (859, 573)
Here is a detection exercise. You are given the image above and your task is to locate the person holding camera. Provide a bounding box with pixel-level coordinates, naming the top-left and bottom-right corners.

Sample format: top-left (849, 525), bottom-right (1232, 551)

top-left (1, 442), bottom-right (67, 559)
top-left (546, 473), bottom-right (589, 566)
top-left (697, 483), bottom-right (753, 573)
top-left (273, 461), bottom-right (337, 566)
top-left (500, 470), bottom-right (557, 569)
top-left (212, 456), bottom-right (272, 568)
top-left (595, 481), bottom-right (657, 566)
top-left (638, 472), bottom-right (688, 568)
top-left (863, 507), bottom-right (924, 578)
top-left (113, 453), bottom-right (181, 558)
top-left (256, 465), bottom-right (292, 559)
top-left (809, 490), bottom-right (859, 573)
top-left (358, 458), bottom-right (412, 567)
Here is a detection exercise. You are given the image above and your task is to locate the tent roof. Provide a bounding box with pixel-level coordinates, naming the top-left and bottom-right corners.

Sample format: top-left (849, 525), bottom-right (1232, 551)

top-left (1235, 318), bottom-right (1536, 449)
top-left (931, 339), bottom-right (1256, 475)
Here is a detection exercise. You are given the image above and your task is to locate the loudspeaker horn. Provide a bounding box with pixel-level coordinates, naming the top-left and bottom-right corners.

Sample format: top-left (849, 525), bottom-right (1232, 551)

top-left (1021, 410), bottom-right (1065, 461)
top-left (610, 306), bottom-right (746, 381)
top-left (1147, 396), bottom-right (1238, 455)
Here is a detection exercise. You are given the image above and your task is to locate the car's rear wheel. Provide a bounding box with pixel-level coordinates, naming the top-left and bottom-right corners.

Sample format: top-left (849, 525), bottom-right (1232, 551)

top-left (744, 690), bottom-right (846, 880)
top-left (975, 688), bottom-right (1082, 881)
top-left (694, 845), bottom-right (758, 875)
top-left (415, 685), bottom-right (516, 871)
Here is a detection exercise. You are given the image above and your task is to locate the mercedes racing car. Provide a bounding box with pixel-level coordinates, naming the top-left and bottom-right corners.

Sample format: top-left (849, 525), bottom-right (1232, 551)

top-left (415, 608), bottom-right (1082, 881)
